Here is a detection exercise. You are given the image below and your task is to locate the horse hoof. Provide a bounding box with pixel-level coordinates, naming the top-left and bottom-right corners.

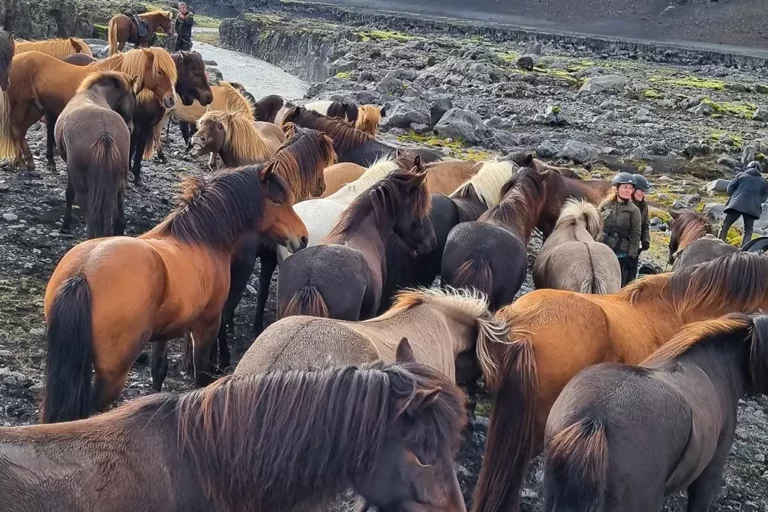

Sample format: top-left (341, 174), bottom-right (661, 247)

top-left (46, 161), bottom-right (56, 170)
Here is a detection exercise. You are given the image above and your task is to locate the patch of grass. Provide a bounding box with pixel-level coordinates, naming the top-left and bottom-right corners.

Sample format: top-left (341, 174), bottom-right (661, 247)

top-left (497, 51), bottom-right (520, 63)
top-left (355, 29), bottom-right (422, 42)
top-left (648, 207), bottom-right (671, 223)
top-left (334, 71), bottom-right (352, 79)
top-left (649, 74), bottom-right (726, 91)
top-left (532, 66), bottom-right (583, 87)
top-left (725, 226), bottom-right (743, 247)
top-left (701, 98), bottom-right (757, 119)
top-left (643, 89), bottom-right (663, 99)
top-left (94, 23), bottom-right (108, 39)
top-left (194, 14), bottom-right (221, 28)
top-left (397, 132), bottom-right (492, 160)
top-left (708, 130), bottom-right (743, 147)
top-left (647, 231), bottom-right (672, 266)
top-left (192, 31), bottom-right (219, 46)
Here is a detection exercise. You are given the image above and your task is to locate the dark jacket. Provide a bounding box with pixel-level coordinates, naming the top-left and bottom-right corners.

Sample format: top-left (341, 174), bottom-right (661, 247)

top-left (725, 168), bottom-right (768, 219)
top-left (599, 196), bottom-right (642, 257)
top-left (175, 12), bottom-right (194, 37)
top-left (634, 199), bottom-right (650, 251)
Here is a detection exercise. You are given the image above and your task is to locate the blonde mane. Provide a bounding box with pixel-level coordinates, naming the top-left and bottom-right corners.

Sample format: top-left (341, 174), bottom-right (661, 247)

top-left (140, 10), bottom-right (173, 20)
top-left (218, 82), bottom-right (255, 119)
top-left (355, 105), bottom-right (382, 136)
top-left (119, 47), bottom-right (177, 104)
top-left (450, 159), bottom-right (517, 207)
top-left (198, 110), bottom-right (273, 163)
top-left (555, 199), bottom-right (603, 239)
top-left (327, 156), bottom-right (401, 204)
top-left (16, 37), bottom-right (93, 59)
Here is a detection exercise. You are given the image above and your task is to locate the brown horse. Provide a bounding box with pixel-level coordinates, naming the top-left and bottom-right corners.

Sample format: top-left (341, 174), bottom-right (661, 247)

top-left (425, 160), bottom-right (487, 195)
top-left (16, 37), bottom-right (93, 59)
top-left (534, 199), bottom-right (621, 293)
top-left (472, 251), bottom-right (768, 512)
top-left (0, 47), bottom-right (176, 171)
top-left (278, 167), bottom-right (436, 321)
top-left (55, 71), bottom-right (138, 238)
top-left (107, 11), bottom-right (173, 56)
top-left (321, 161), bottom-right (367, 197)
top-left (42, 163), bottom-right (308, 423)
top-left (0, 30), bottom-right (14, 91)
top-left (442, 168), bottom-right (547, 310)
top-left (544, 313), bottom-right (768, 512)
top-left (1, 361), bottom-right (467, 512)
top-left (669, 209), bottom-right (738, 270)
top-left (355, 104), bottom-right (383, 135)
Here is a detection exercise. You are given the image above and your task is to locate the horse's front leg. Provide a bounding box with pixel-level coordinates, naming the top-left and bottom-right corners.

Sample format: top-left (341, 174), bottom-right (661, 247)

top-left (131, 127), bottom-right (148, 187)
top-left (45, 113), bottom-right (58, 168)
top-left (150, 341), bottom-right (169, 391)
top-left (254, 249), bottom-right (277, 336)
top-left (191, 316), bottom-right (222, 387)
top-left (61, 178), bottom-right (75, 232)
top-left (20, 135), bottom-right (35, 171)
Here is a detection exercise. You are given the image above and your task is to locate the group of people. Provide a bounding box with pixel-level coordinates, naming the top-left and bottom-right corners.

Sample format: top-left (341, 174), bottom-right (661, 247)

top-left (600, 162), bottom-right (768, 285)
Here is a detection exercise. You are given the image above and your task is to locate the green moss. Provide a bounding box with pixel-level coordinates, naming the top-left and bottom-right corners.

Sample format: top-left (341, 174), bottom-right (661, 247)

top-left (708, 130), bottom-right (743, 147)
top-left (355, 29), bottom-right (422, 42)
top-left (334, 71), bottom-right (352, 79)
top-left (194, 14), bottom-right (221, 29)
top-left (649, 74), bottom-right (726, 91)
top-left (701, 98), bottom-right (757, 119)
top-left (193, 32), bottom-right (219, 46)
top-left (397, 132), bottom-right (492, 160)
top-left (497, 51), bottom-right (520, 63)
top-left (725, 226), bottom-right (743, 247)
top-left (643, 89), bottom-right (663, 99)
top-left (94, 23), bottom-right (108, 39)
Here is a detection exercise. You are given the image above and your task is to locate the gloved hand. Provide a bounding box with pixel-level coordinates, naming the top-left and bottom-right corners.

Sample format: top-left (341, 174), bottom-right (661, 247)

top-left (641, 240), bottom-right (650, 252)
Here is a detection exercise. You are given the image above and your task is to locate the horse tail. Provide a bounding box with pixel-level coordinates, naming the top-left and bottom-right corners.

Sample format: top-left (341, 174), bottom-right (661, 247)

top-left (42, 274), bottom-right (94, 423)
top-left (282, 284), bottom-right (329, 318)
top-left (87, 133), bottom-right (123, 238)
top-left (107, 17), bottom-right (120, 56)
top-left (472, 337), bottom-right (538, 512)
top-left (543, 418), bottom-right (608, 512)
top-left (0, 86), bottom-right (14, 161)
top-left (450, 256), bottom-right (493, 299)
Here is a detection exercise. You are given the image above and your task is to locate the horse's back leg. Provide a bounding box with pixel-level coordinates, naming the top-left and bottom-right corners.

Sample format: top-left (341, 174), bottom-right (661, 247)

top-left (45, 113), bottom-right (57, 168)
top-left (131, 126), bottom-right (148, 186)
top-left (685, 441), bottom-right (731, 512)
top-left (62, 178), bottom-right (75, 232)
top-left (217, 244), bottom-right (258, 369)
top-left (253, 248), bottom-right (277, 336)
top-left (191, 316), bottom-right (222, 387)
top-left (150, 341), bottom-right (169, 392)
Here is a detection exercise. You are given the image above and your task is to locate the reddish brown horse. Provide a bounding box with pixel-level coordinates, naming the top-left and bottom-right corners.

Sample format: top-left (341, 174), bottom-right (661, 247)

top-left (1, 361), bottom-right (467, 512)
top-left (42, 163), bottom-right (308, 423)
top-left (108, 10), bottom-right (173, 56)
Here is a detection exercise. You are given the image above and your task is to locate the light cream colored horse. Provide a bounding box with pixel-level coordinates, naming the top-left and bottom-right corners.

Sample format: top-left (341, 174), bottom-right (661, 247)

top-left (533, 199), bottom-right (621, 293)
top-left (234, 287), bottom-right (506, 384)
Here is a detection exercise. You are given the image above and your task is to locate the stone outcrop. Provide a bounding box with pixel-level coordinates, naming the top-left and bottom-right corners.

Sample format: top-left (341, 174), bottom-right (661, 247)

top-left (1, 0), bottom-right (93, 39)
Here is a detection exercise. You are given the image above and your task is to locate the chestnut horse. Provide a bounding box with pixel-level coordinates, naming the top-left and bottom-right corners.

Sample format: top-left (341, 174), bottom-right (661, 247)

top-left (544, 313), bottom-right (768, 512)
top-left (42, 163), bottom-right (308, 423)
top-left (1, 361), bottom-right (467, 512)
top-left (472, 251), bottom-right (768, 512)
top-left (0, 47), bottom-right (176, 171)
top-left (669, 209), bottom-right (737, 270)
top-left (16, 37), bottom-right (92, 59)
top-left (355, 104), bottom-right (383, 135)
top-left (108, 10), bottom-right (173, 55)
top-left (442, 168), bottom-right (547, 310)
top-left (0, 30), bottom-right (14, 91)
top-left (55, 71), bottom-right (138, 238)
top-left (278, 167), bottom-right (436, 321)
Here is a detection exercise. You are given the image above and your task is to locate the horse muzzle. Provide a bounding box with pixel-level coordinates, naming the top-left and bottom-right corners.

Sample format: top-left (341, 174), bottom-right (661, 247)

top-left (163, 96), bottom-right (176, 109)
top-left (285, 235), bottom-right (309, 254)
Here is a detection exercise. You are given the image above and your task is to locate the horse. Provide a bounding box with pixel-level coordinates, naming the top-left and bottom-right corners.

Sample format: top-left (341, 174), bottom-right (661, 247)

top-left (282, 106), bottom-right (443, 165)
top-left (278, 167), bottom-right (436, 321)
top-left (424, 160), bottom-right (486, 195)
top-left (471, 251), bottom-right (768, 512)
top-left (1, 361), bottom-right (467, 512)
top-left (254, 93), bottom-right (285, 123)
top-left (214, 126), bottom-right (337, 369)
top-left (356, 104), bottom-right (383, 135)
top-left (0, 47), bottom-right (176, 171)
top-left (0, 30), bottom-right (14, 91)
top-left (669, 209), bottom-right (738, 270)
top-left (543, 313), bottom-right (768, 512)
top-left (743, 236), bottom-right (768, 254)
top-left (534, 199), bottom-right (621, 293)
top-left (107, 11), bottom-right (173, 55)
top-left (54, 71), bottom-right (138, 239)
top-left (321, 162), bottom-right (367, 197)
top-left (442, 168), bottom-right (547, 310)
top-left (41, 163), bottom-right (308, 423)
top-left (16, 37), bottom-right (92, 59)
top-left (305, 99), bottom-right (359, 124)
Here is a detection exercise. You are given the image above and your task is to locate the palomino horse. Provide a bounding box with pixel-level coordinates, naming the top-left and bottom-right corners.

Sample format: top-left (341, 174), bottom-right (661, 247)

top-left (0, 30), bottom-right (14, 91)
top-left (669, 209), bottom-right (737, 270)
top-left (534, 199), bottom-right (621, 293)
top-left (55, 71), bottom-right (138, 238)
top-left (1, 361), bottom-right (467, 512)
top-left (356, 104), bottom-right (383, 135)
top-left (42, 163), bottom-right (308, 423)
top-left (425, 160), bottom-right (486, 195)
top-left (278, 167), bottom-right (436, 321)
top-left (471, 251), bottom-right (768, 512)
top-left (442, 168), bottom-right (547, 310)
top-left (107, 11), bottom-right (173, 55)
top-left (305, 99), bottom-right (359, 124)
top-left (544, 313), bottom-right (768, 512)
top-left (16, 37), bottom-right (92, 59)
top-left (282, 106), bottom-right (443, 165)
top-left (0, 47), bottom-right (176, 171)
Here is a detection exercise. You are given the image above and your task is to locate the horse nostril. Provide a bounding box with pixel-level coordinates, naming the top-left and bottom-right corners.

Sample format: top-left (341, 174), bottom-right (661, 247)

top-left (300, 235), bottom-right (308, 247)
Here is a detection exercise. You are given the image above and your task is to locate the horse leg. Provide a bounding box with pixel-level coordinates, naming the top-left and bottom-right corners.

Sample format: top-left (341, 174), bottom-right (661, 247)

top-left (61, 178), bottom-right (75, 233)
top-left (254, 249), bottom-right (277, 336)
top-left (216, 242), bottom-right (259, 368)
top-left (45, 113), bottom-right (57, 168)
top-left (686, 445), bottom-right (730, 512)
top-left (191, 317), bottom-right (221, 387)
top-left (179, 121), bottom-right (192, 144)
top-left (20, 135), bottom-right (35, 171)
top-left (150, 341), bottom-right (169, 392)
top-left (131, 127), bottom-right (148, 187)
top-left (114, 187), bottom-right (126, 236)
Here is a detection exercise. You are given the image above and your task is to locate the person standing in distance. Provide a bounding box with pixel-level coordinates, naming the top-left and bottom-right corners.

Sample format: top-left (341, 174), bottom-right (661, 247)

top-left (718, 161), bottom-right (768, 248)
top-left (174, 2), bottom-right (194, 52)
top-left (599, 172), bottom-right (642, 287)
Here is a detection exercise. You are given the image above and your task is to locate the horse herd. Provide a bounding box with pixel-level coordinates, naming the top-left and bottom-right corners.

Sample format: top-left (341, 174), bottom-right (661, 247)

top-left (0, 30), bottom-right (766, 512)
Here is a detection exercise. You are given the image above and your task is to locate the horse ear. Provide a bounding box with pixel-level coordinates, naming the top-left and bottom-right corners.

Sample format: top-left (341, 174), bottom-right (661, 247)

top-left (523, 153), bottom-right (534, 167)
top-left (395, 337), bottom-right (416, 363)
top-left (259, 161), bottom-right (277, 180)
top-left (378, 104), bottom-right (386, 116)
top-left (142, 48), bottom-right (155, 65)
top-left (129, 75), bottom-right (141, 94)
top-left (282, 122), bottom-right (296, 138)
top-left (8, 32), bottom-right (14, 43)
top-left (669, 209), bottom-right (681, 220)
top-left (405, 388), bottom-right (443, 417)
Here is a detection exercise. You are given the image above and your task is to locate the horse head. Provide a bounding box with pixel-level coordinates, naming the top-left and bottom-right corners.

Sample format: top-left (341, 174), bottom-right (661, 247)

top-left (189, 111), bottom-right (225, 157)
top-left (256, 162), bottom-right (308, 254)
top-left (173, 51), bottom-right (213, 106)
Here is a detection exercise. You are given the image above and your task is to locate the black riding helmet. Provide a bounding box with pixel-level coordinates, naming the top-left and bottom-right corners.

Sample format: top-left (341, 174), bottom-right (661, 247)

top-left (611, 172), bottom-right (635, 187)
top-left (631, 174), bottom-right (650, 192)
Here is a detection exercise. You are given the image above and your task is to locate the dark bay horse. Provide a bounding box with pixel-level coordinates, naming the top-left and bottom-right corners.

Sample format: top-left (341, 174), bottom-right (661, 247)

top-left (544, 313), bottom-right (768, 512)
top-left (282, 106), bottom-right (442, 165)
top-left (669, 209), bottom-right (738, 270)
top-left (278, 167), bottom-right (436, 321)
top-left (442, 168), bottom-right (547, 310)
top-left (42, 163), bottom-right (308, 423)
top-left (55, 71), bottom-right (138, 238)
top-left (254, 93), bottom-right (285, 123)
top-left (0, 30), bottom-right (15, 91)
top-left (1, 361), bottom-right (467, 512)
top-left (472, 251), bottom-right (768, 512)
top-left (107, 10), bottom-right (173, 56)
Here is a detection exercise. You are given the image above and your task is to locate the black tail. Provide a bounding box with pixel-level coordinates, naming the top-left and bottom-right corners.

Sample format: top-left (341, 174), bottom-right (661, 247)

top-left (450, 256), bottom-right (493, 301)
top-left (42, 275), bottom-right (94, 423)
top-left (87, 132), bottom-right (125, 238)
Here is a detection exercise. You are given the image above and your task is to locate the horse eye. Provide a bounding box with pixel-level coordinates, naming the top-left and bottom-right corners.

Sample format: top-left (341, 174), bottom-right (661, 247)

top-left (217, 123), bottom-right (224, 130)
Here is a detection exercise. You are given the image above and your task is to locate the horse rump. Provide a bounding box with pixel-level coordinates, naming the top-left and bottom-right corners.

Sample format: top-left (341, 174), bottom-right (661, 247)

top-left (543, 418), bottom-right (608, 512)
top-left (42, 274), bottom-right (94, 423)
top-left (86, 132), bottom-right (126, 238)
top-left (280, 284), bottom-right (330, 319)
top-left (447, 256), bottom-right (493, 301)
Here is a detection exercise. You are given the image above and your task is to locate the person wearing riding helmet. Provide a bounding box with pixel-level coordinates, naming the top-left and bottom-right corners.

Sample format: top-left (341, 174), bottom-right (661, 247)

top-left (632, 174), bottom-right (651, 256)
top-left (718, 161), bottom-right (768, 248)
top-left (599, 172), bottom-right (642, 286)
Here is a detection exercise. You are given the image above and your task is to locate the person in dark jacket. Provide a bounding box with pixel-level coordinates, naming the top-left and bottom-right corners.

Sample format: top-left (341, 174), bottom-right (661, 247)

top-left (174, 2), bottom-right (194, 52)
top-left (632, 174), bottom-right (651, 253)
top-left (718, 161), bottom-right (768, 248)
top-left (599, 172), bottom-right (642, 287)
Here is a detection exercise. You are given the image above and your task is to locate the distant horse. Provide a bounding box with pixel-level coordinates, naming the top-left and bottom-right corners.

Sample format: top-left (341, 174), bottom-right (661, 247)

top-left (42, 163), bottom-right (308, 423)
top-left (471, 251), bottom-right (768, 512)
top-left (544, 313), bottom-right (768, 512)
top-left (0, 48), bottom-right (176, 171)
top-left (16, 37), bottom-right (93, 59)
top-left (278, 167), bottom-right (436, 321)
top-left (0, 30), bottom-right (14, 91)
top-left (306, 99), bottom-right (359, 124)
top-left (534, 199), bottom-right (621, 293)
top-left (283, 106), bottom-right (442, 165)
top-left (107, 10), bottom-right (173, 55)
top-left (535, 172), bottom-right (611, 239)
top-left (442, 168), bottom-right (547, 310)
top-left (1, 361), bottom-right (468, 512)
top-left (355, 104), bottom-right (383, 135)
top-left (54, 71), bottom-right (138, 238)
top-left (669, 209), bottom-right (737, 270)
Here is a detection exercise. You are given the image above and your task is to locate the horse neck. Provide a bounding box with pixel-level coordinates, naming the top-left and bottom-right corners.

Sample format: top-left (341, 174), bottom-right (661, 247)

top-left (327, 213), bottom-right (388, 264)
top-left (218, 147), bottom-right (242, 168)
top-left (487, 197), bottom-right (541, 244)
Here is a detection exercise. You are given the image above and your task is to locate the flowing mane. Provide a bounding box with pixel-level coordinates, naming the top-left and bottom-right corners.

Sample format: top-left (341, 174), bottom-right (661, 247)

top-left (479, 167), bottom-right (547, 242)
top-left (148, 164), bottom-right (289, 249)
top-left (76, 70), bottom-right (134, 94)
top-left (16, 37), bottom-right (93, 58)
top-left (269, 127), bottom-right (337, 200)
top-left (197, 110), bottom-right (273, 163)
top-left (216, 81), bottom-right (255, 119)
top-left (140, 10), bottom-right (173, 21)
top-left (112, 47), bottom-right (177, 104)
top-left (451, 159), bottom-right (517, 207)
top-left (283, 107), bottom-right (374, 155)
top-left (174, 362), bottom-right (466, 512)
top-left (355, 105), bottom-right (382, 136)
top-left (328, 156), bottom-right (401, 202)
top-left (555, 199), bottom-right (603, 239)
top-left (671, 210), bottom-right (713, 253)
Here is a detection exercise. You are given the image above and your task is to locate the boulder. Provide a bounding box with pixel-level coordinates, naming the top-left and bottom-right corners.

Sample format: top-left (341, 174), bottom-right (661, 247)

top-left (716, 154), bottom-right (741, 170)
top-left (671, 194), bottom-right (701, 209)
top-left (376, 74), bottom-right (404, 95)
top-left (689, 102), bottom-right (714, 116)
top-left (516, 56), bottom-right (535, 71)
top-left (579, 75), bottom-right (627, 94)
top-left (752, 107), bottom-right (768, 122)
top-left (683, 143), bottom-right (711, 158)
top-left (703, 203), bottom-right (729, 225)
top-left (429, 96), bottom-right (453, 129)
top-left (561, 140), bottom-right (600, 164)
top-left (382, 103), bottom-right (430, 130)
top-left (536, 140), bottom-right (559, 158)
top-left (757, 85), bottom-right (768, 95)
top-left (705, 179), bottom-right (731, 195)
top-left (532, 105), bottom-right (574, 126)
top-left (434, 108), bottom-right (489, 144)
